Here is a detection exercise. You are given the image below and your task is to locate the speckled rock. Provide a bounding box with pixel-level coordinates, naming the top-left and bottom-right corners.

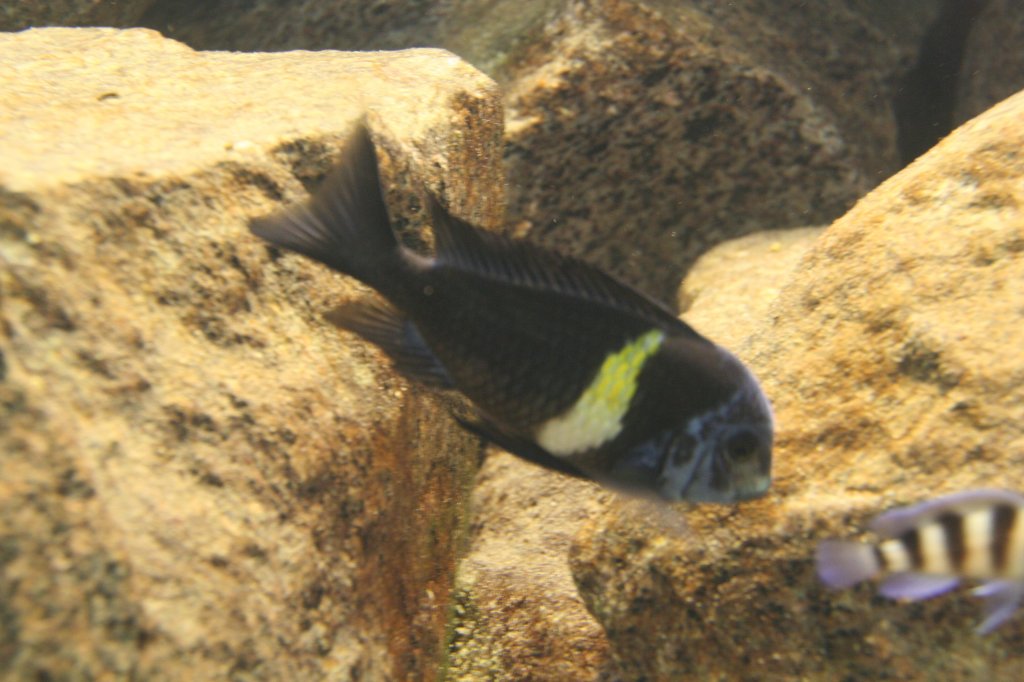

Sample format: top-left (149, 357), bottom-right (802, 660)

top-left (446, 454), bottom-right (615, 681)
top-left (569, 88), bottom-right (1024, 679)
top-left (0, 0), bottom-right (154, 31)
top-left (498, 0), bottom-right (939, 302)
top-left (145, 0), bottom-right (949, 301)
top-left (0, 28), bottom-right (503, 681)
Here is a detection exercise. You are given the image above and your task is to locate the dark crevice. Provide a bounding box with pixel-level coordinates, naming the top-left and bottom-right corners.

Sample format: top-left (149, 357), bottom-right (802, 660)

top-left (894, 0), bottom-right (991, 164)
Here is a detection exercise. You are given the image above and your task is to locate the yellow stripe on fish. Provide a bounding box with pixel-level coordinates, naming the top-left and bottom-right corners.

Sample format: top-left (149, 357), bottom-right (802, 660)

top-left (536, 329), bottom-right (665, 456)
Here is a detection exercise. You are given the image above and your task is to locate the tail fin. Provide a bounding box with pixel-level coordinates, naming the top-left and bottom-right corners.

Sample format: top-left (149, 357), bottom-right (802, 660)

top-left (249, 123), bottom-right (401, 293)
top-left (816, 539), bottom-right (881, 589)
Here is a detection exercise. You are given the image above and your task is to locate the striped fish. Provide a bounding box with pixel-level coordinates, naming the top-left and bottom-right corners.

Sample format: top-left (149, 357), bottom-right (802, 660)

top-left (816, 489), bottom-right (1024, 633)
top-left (249, 122), bottom-right (774, 503)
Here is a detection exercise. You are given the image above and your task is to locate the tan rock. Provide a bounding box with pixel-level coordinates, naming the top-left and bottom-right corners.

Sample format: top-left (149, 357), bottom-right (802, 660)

top-left (96, 4), bottom-right (1024, 677)
top-left (499, 0), bottom-right (918, 301)
top-left (570, 88), bottom-right (1024, 679)
top-left (145, 1), bottom-right (951, 301)
top-left (0, 28), bottom-right (503, 680)
top-left (677, 226), bottom-right (824, 349)
top-left (446, 454), bottom-right (615, 681)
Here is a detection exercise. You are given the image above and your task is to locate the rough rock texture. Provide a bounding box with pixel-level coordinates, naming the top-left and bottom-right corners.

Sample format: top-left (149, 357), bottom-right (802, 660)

top-left (16, 2), bottom-right (1024, 300)
top-left (677, 226), bottom-right (824, 348)
top-left (445, 226), bottom-right (822, 680)
top-left (14, 5), bottom-right (1024, 680)
top-left (446, 455), bottom-right (615, 681)
top-left (0, 28), bottom-right (504, 681)
top-left (570, 89), bottom-right (1024, 679)
top-left (499, 0), bottom-right (893, 302)
top-left (956, 0), bottom-right (1024, 123)
top-left (0, 0), bottom-right (154, 31)
top-left (142, 0), bottom-right (955, 301)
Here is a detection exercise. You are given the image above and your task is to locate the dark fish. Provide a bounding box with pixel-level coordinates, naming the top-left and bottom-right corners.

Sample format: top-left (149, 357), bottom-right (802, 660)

top-left (249, 123), bottom-right (773, 503)
top-left (816, 488), bottom-right (1024, 633)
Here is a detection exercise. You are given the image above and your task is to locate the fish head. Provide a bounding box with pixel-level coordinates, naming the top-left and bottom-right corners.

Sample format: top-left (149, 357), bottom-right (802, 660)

top-left (655, 352), bottom-right (774, 503)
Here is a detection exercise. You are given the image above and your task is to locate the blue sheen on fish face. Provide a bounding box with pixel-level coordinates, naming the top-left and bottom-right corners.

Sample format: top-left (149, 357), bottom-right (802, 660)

top-left (657, 369), bottom-right (773, 503)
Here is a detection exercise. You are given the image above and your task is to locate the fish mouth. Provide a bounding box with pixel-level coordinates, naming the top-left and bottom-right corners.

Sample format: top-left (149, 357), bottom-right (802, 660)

top-left (658, 451), bottom-right (772, 503)
top-left (688, 474), bottom-right (771, 504)
top-left (732, 476), bottom-right (771, 502)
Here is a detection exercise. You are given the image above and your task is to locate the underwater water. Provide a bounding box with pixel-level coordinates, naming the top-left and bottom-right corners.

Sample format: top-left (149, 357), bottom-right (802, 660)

top-left (3, 1), bottom-right (1024, 680)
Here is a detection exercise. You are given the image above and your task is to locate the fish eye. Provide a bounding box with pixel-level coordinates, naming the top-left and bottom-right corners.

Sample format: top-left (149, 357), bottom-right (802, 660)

top-left (724, 429), bottom-right (760, 462)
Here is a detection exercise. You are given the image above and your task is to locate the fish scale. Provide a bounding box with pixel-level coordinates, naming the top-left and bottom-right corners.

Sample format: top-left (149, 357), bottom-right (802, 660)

top-left (404, 269), bottom-right (646, 429)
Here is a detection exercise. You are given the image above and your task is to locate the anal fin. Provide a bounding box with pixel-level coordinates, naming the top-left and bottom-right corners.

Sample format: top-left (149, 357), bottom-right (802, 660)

top-left (972, 580), bottom-right (1024, 634)
top-left (878, 572), bottom-right (960, 601)
top-left (325, 298), bottom-right (454, 389)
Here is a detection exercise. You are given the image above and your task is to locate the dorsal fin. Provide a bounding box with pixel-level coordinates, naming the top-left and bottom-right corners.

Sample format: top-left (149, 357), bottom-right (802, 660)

top-left (426, 194), bottom-right (700, 337)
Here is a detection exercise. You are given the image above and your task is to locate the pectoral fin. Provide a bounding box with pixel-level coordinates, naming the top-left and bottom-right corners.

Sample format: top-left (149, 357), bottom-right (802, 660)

top-left (325, 299), bottom-right (454, 389)
top-left (972, 580), bottom-right (1024, 634)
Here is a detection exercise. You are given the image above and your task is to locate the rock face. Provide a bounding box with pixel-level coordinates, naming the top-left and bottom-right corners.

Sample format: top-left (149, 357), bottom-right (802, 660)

top-left (7, 6), bottom-right (1024, 680)
top-left (139, 0), bottom-right (984, 301)
top-left (11, 3), bottom-right (1024, 301)
top-left (446, 454), bottom-right (615, 681)
top-left (570, 89), bottom-right (1024, 679)
top-left (677, 226), bottom-right (824, 348)
top-left (0, 28), bottom-right (503, 680)
top-left (500, 0), bottom-right (938, 301)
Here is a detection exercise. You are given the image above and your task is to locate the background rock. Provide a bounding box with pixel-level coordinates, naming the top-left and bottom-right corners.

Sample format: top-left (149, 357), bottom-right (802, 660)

top-left (6, 3), bottom-right (1024, 680)
top-left (955, 0), bottom-right (1024, 124)
top-left (10, 3), bottom-right (1024, 297)
top-left (137, 0), bottom-right (442, 54)
top-left (0, 28), bottom-right (503, 680)
top-left (140, 0), bottom-right (944, 301)
top-left (570, 88), bottom-right (1024, 679)
top-left (0, 0), bottom-right (154, 31)
top-left (498, 0), bottom-right (885, 302)
top-left (677, 226), bottom-right (824, 347)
